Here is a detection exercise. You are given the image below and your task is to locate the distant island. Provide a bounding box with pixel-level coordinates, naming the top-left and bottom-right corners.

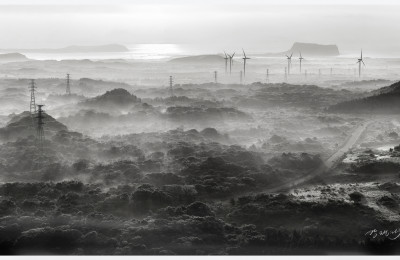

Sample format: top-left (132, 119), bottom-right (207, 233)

top-left (0, 53), bottom-right (30, 62)
top-left (0, 44), bottom-right (129, 53)
top-left (169, 55), bottom-right (224, 63)
top-left (267, 42), bottom-right (340, 57)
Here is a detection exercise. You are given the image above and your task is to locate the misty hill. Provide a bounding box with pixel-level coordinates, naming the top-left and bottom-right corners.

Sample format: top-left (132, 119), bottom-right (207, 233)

top-left (164, 106), bottom-right (250, 123)
top-left (83, 88), bottom-right (141, 106)
top-left (369, 81), bottom-right (400, 95)
top-left (328, 81), bottom-right (400, 114)
top-left (169, 55), bottom-right (224, 63)
top-left (79, 88), bottom-right (153, 116)
top-left (0, 111), bottom-right (68, 141)
top-left (333, 79), bottom-right (394, 91)
top-left (238, 83), bottom-right (356, 109)
top-left (0, 44), bottom-right (129, 53)
top-left (268, 42), bottom-right (340, 57)
top-left (0, 53), bottom-right (30, 62)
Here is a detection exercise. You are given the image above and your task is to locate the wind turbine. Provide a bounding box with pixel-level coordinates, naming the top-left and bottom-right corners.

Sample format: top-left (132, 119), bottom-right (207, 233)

top-left (224, 52), bottom-right (229, 74)
top-left (299, 52), bottom-right (304, 73)
top-left (286, 53), bottom-right (293, 74)
top-left (356, 49), bottom-right (365, 77)
top-left (228, 52), bottom-right (235, 75)
top-left (242, 49), bottom-right (250, 77)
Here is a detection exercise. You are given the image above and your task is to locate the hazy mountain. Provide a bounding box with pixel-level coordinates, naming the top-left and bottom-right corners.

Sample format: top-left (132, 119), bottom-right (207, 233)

top-left (328, 81), bottom-right (400, 114)
top-left (266, 42), bottom-right (340, 57)
top-left (169, 55), bottom-right (224, 63)
top-left (0, 44), bottom-right (129, 53)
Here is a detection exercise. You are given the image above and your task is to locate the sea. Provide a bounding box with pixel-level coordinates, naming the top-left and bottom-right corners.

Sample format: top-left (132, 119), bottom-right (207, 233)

top-left (14, 44), bottom-right (209, 61)
top-left (8, 43), bottom-right (400, 61)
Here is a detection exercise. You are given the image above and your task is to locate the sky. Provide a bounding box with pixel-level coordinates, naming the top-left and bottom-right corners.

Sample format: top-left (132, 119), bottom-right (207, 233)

top-left (0, 0), bottom-right (399, 55)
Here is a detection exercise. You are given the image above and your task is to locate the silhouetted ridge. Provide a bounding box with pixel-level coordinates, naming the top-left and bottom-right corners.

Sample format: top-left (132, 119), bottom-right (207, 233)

top-left (328, 81), bottom-right (400, 114)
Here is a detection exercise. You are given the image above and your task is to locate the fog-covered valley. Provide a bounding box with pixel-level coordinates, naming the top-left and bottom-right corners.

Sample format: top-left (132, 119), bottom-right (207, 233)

top-left (1, 47), bottom-right (400, 256)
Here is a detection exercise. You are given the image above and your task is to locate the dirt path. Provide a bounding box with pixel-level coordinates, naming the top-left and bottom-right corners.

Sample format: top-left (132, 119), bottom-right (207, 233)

top-left (261, 120), bottom-right (374, 193)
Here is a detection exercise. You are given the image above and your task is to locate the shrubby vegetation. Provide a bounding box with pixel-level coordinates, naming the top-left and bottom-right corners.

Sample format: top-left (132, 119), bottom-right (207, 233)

top-left (0, 181), bottom-right (398, 255)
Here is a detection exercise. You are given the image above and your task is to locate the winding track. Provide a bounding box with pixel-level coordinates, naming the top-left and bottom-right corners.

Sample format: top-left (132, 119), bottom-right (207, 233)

top-left (263, 120), bottom-right (373, 193)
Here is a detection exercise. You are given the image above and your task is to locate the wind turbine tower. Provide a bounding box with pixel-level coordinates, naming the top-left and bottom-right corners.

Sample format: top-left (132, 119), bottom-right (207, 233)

top-left (284, 67), bottom-right (287, 82)
top-left (214, 71), bottom-right (218, 83)
top-left (228, 52), bottom-right (235, 75)
top-left (299, 52), bottom-right (304, 73)
top-left (242, 49), bottom-right (250, 77)
top-left (356, 49), bottom-right (366, 77)
top-left (286, 53), bottom-right (293, 75)
top-left (266, 69), bottom-right (269, 83)
top-left (29, 79), bottom-right (36, 115)
top-left (224, 52), bottom-right (229, 74)
top-left (66, 73), bottom-right (71, 95)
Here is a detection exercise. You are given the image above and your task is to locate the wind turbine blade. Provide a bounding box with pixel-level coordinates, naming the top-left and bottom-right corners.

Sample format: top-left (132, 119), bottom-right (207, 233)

top-left (362, 61), bottom-right (366, 66)
top-left (286, 55), bottom-right (289, 58)
top-left (242, 48), bottom-right (246, 58)
top-left (361, 49), bottom-right (363, 59)
top-left (290, 53), bottom-right (293, 58)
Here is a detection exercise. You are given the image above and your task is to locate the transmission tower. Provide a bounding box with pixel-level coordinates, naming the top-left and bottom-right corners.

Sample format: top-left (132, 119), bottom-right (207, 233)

top-left (284, 67), bottom-right (287, 82)
top-left (169, 76), bottom-right (174, 97)
top-left (29, 79), bottom-right (36, 115)
top-left (214, 71), bottom-right (218, 83)
top-left (66, 73), bottom-right (71, 95)
top-left (36, 105), bottom-right (45, 148)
